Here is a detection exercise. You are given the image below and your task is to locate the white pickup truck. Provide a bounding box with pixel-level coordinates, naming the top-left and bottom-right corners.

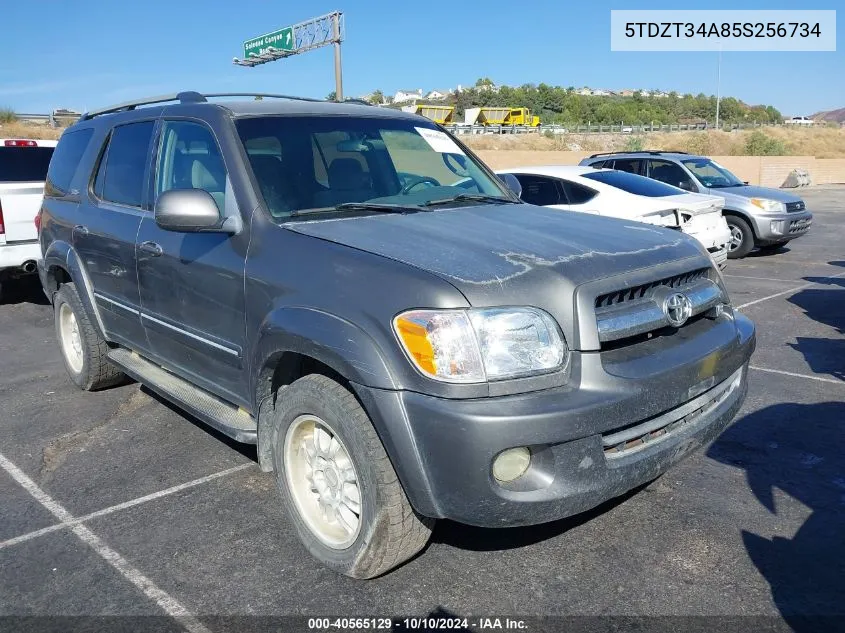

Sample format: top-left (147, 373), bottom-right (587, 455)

top-left (0, 138), bottom-right (56, 299)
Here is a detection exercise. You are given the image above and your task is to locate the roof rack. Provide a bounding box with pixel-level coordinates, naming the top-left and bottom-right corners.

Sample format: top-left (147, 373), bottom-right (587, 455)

top-left (79, 91), bottom-right (325, 121)
top-left (587, 150), bottom-right (690, 159)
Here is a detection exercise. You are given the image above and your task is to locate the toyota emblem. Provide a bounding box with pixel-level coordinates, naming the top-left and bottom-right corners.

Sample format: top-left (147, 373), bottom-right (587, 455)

top-left (664, 293), bottom-right (692, 328)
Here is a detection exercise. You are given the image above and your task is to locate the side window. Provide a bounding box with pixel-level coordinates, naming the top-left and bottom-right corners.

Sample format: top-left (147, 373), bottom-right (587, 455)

top-left (588, 160), bottom-right (607, 169)
top-left (513, 175), bottom-right (563, 206)
top-left (156, 121), bottom-right (227, 213)
top-left (94, 121), bottom-right (155, 208)
top-left (611, 159), bottom-right (643, 174)
top-left (45, 129), bottom-right (93, 196)
top-left (647, 160), bottom-right (694, 190)
top-left (561, 181), bottom-right (597, 205)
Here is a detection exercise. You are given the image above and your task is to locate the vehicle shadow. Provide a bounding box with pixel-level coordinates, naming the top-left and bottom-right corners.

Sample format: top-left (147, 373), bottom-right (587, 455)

top-left (0, 276), bottom-right (49, 306)
top-left (748, 245), bottom-right (791, 257)
top-left (786, 270), bottom-right (845, 382)
top-left (706, 402), bottom-right (845, 630)
top-left (431, 484), bottom-right (644, 551)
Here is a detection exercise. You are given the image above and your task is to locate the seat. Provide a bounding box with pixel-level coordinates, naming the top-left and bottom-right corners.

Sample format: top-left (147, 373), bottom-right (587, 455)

top-left (190, 154), bottom-right (226, 211)
top-left (312, 158), bottom-right (374, 208)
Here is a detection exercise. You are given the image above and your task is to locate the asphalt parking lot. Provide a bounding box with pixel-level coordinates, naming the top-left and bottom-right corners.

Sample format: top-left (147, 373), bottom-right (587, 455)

top-left (1, 186), bottom-right (844, 633)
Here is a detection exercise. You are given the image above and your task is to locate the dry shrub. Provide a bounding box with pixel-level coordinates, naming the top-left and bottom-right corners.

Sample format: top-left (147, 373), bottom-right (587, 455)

top-left (0, 121), bottom-right (64, 140)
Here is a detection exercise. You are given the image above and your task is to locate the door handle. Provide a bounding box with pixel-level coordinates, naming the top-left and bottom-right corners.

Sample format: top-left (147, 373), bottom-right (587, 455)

top-left (72, 224), bottom-right (89, 236)
top-left (139, 241), bottom-right (163, 257)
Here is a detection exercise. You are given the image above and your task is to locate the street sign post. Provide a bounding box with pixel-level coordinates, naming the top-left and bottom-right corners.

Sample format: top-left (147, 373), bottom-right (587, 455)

top-left (243, 26), bottom-right (294, 58)
top-left (234, 12), bottom-right (345, 101)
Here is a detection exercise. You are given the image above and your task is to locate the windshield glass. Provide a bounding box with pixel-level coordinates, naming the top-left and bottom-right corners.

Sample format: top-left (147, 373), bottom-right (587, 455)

top-left (681, 158), bottom-right (744, 188)
top-left (581, 169), bottom-right (684, 197)
top-left (236, 116), bottom-right (509, 219)
top-left (0, 147), bottom-right (54, 182)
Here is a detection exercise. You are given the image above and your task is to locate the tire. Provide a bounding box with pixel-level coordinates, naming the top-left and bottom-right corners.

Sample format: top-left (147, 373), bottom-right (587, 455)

top-left (726, 215), bottom-right (754, 259)
top-left (271, 374), bottom-right (434, 578)
top-left (54, 283), bottom-right (124, 391)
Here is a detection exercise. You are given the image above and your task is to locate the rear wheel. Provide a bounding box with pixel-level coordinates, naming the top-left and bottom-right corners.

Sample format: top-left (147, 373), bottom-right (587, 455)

top-left (726, 216), bottom-right (754, 259)
top-left (271, 374), bottom-right (434, 578)
top-left (54, 283), bottom-right (124, 390)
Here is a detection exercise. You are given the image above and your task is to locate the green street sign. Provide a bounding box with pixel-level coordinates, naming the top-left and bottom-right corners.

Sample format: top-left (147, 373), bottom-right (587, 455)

top-left (243, 26), bottom-right (294, 57)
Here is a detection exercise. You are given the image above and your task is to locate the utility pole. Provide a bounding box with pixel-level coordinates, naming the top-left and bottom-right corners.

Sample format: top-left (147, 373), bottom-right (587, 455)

top-left (332, 12), bottom-right (343, 101)
top-left (715, 47), bottom-right (722, 129)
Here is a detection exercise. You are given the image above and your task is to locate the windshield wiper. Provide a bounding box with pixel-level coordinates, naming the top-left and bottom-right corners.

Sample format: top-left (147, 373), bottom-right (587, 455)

top-left (291, 202), bottom-right (420, 217)
top-left (421, 193), bottom-right (519, 208)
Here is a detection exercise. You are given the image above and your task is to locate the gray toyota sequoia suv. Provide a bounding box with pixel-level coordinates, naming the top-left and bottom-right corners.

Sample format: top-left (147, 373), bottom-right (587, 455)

top-left (38, 92), bottom-right (755, 578)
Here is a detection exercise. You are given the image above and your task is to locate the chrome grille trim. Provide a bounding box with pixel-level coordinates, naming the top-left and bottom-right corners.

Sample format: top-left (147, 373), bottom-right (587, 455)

top-left (595, 268), bottom-right (709, 309)
top-left (596, 278), bottom-right (723, 343)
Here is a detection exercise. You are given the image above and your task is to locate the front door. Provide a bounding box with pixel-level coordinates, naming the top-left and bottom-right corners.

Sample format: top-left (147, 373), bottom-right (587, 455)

top-left (136, 119), bottom-right (248, 404)
top-left (75, 120), bottom-right (156, 347)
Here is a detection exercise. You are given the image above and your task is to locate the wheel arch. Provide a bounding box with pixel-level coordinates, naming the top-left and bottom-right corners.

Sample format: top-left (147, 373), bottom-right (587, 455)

top-left (722, 208), bottom-right (759, 239)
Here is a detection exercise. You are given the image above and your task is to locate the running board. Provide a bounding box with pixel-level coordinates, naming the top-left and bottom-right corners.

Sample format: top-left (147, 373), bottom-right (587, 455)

top-left (107, 348), bottom-right (257, 444)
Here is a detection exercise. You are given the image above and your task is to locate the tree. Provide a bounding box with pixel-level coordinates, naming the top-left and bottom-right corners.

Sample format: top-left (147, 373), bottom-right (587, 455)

top-left (369, 90), bottom-right (384, 105)
top-left (475, 77), bottom-right (494, 87)
top-left (326, 91), bottom-right (337, 102)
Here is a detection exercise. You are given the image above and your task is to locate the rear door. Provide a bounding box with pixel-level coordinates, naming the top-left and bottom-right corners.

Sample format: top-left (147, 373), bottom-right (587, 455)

top-left (0, 142), bottom-right (54, 244)
top-left (75, 120), bottom-right (155, 347)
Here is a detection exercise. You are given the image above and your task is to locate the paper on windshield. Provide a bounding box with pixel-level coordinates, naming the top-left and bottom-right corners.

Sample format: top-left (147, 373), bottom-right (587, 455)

top-left (415, 127), bottom-right (464, 155)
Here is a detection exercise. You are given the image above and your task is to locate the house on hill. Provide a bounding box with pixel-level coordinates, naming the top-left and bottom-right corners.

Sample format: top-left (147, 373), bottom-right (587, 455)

top-left (393, 89), bottom-right (423, 104)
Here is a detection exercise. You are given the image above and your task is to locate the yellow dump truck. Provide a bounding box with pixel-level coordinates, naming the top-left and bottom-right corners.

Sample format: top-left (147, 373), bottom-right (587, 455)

top-left (464, 107), bottom-right (540, 127)
top-left (401, 104), bottom-right (455, 124)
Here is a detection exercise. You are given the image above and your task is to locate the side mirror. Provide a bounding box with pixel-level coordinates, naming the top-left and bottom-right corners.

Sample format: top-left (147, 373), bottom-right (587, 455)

top-left (154, 189), bottom-right (228, 233)
top-left (678, 181), bottom-right (695, 192)
top-left (499, 173), bottom-right (523, 198)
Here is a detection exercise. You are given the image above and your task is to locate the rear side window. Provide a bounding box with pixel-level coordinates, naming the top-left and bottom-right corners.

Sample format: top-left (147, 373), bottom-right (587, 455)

top-left (94, 121), bottom-right (155, 208)
top-left (561, 181), bottom-right (597, 205)
top-left (581, 170), bottom-right (683, 197)
top-left (0, 146), bottom-right (54, 183)
top-left (45, 129), bottom-right (93, 196)
top-left (512, 174), bottom-right (563, 206)
top-left (610, 159), bottom-right (642, 174)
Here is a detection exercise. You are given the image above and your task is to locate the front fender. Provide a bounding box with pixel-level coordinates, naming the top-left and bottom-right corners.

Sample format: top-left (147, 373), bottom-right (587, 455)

top-left (250, 307), bottom-right (397, 407)
top-left (42, 240), bottom-right (108, 340)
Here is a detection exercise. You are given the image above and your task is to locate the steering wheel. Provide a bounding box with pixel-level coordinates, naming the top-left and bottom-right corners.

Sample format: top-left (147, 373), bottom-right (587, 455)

top-left (400, 175), bottom-right (441, 195)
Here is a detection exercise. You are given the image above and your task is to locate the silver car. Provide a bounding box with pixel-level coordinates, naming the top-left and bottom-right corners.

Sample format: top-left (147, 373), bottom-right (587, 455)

top-left (579, 151), bottom-right (813, 259)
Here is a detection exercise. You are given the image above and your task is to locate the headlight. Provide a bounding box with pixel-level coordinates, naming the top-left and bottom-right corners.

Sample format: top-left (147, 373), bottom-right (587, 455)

top-left (393, 307), bottom-right (567, 383)
top-left (750, 198), bottom-right (786, 213)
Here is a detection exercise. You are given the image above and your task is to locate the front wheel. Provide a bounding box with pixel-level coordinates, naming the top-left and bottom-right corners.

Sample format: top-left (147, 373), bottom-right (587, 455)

top-left (271, 375), bottom-right (434, 578)
top-left (726, 216), bottom-right (754, 259)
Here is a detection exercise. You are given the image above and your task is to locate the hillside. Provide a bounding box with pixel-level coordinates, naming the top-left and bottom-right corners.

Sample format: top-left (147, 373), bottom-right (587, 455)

top-left (812, 107), bottom-right (845, 123)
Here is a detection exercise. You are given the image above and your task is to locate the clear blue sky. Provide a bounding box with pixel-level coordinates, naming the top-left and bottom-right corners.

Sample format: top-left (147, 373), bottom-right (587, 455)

top-left (1, 0), bottom-right (842, 116)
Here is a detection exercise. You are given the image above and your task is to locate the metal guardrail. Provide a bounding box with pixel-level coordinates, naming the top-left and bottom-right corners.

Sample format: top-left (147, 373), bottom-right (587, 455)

top-left (444, 121), bottom-right (788, 135)
top-left (14, 112), bottom-right (82, 127)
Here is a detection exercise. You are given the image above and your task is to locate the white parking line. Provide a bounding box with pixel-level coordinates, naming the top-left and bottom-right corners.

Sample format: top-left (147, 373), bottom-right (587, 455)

top-left (735, 271), bottom-right (845, 310)
top-left (0, 452), bottom-right (215, 633)
top-left (750, 365), bottom-right (844, 385)
top-left (0, 463), bottom-right (253, 550)
top-left (724, 274), bottom-right (796, 283)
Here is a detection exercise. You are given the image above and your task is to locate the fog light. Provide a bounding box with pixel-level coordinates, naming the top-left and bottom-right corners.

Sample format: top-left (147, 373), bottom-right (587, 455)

top-left (770, 220), bottom-right (785, 235)
top-left (493, 447), bottom-right (531, 482)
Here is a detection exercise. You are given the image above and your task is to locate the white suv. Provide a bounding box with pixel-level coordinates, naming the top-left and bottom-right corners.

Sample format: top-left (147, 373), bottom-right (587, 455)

top-left (0, 138), bottom-right (56, 299)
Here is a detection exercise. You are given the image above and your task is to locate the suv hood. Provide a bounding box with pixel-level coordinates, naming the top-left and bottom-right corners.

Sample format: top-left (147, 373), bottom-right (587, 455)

top-left (286, 204), bottom-right (706, 305)
top-left (705, 184), bottom-right (802, 204)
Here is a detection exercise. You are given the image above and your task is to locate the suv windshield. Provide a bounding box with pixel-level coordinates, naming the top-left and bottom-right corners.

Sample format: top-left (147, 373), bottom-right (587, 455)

top-left (681, 158), bottom-right (744, 188)
top-left (581, 169), bottom-right (684, 197)
top-left (0, 146), bottom-right (54, 182)
top-left (236, 116), bottom-right (510, 219)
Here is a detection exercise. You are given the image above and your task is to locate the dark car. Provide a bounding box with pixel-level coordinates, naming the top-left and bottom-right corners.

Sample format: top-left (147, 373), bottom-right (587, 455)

top-left (38, 92), bottom-right (755, 578)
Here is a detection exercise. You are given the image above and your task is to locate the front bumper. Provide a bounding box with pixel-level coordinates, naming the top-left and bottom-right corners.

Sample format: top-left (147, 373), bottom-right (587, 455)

top-left (752, 210), bottom-right (813, 242)
top-left (358, 313), bottom-right (755, 527)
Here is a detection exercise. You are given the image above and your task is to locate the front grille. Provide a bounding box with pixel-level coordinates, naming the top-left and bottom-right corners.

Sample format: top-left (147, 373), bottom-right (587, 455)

top-left (602, 367), bottom-right (743, 457)
top-left (595, 268), bottom-right (710, 308)
top-left (786, 201), bottom-right (805, 213)
top-left (789, 218), bottom-right (812, 234)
